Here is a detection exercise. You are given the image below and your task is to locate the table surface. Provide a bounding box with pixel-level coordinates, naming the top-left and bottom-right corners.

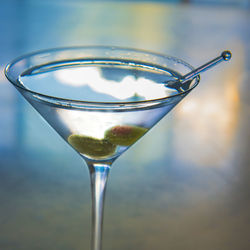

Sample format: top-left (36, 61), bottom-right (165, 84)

top-left (0, 1), bottom-right (249, 250)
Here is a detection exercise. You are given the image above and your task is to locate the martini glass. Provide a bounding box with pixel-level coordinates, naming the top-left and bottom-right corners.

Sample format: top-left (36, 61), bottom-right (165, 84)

top-left (5, 46), bottom-right (200, 250)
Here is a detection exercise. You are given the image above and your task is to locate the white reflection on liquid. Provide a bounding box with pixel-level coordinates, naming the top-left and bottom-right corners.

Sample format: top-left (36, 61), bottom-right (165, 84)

top-left (54, 67), bottom-right (168, 100)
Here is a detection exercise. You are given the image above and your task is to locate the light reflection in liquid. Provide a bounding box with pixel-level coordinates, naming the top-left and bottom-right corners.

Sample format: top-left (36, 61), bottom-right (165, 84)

top-left (54, 66), bottom-right (168, 101)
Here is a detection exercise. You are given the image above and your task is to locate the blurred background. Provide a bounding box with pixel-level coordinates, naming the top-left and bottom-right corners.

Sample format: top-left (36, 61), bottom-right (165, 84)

top-left (0, 0), bottom-right (249, 250)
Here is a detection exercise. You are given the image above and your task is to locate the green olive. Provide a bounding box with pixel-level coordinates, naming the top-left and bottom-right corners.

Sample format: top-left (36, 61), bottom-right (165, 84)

top-left (68, 134), bottom-right (116, 158)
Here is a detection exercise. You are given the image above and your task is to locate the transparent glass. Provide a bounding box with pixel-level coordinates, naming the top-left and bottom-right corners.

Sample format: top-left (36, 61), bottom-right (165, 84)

top-left (5, 46), bottom-right (199, 250)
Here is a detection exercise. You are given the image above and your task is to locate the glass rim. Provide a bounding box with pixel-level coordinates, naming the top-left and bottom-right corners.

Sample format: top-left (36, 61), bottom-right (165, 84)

top-left (4, 45), bottom-right (200, 109)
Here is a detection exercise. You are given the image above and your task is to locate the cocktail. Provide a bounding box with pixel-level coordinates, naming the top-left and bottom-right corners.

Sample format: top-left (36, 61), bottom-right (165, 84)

top-left (5, 46), bottom-right (230, 250)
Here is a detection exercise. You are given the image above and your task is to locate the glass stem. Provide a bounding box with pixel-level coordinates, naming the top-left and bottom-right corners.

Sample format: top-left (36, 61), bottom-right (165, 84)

top-left (88, 163), bottom-right (111, 250)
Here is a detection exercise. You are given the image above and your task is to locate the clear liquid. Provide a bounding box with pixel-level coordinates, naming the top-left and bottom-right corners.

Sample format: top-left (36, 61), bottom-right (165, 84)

top-left (19, 59), bottom-right (184, 162)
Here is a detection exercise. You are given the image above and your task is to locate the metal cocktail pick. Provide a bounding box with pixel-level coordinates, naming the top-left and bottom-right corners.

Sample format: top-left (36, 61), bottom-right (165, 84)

top-left (166, 50), bottom-right (232, 89)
